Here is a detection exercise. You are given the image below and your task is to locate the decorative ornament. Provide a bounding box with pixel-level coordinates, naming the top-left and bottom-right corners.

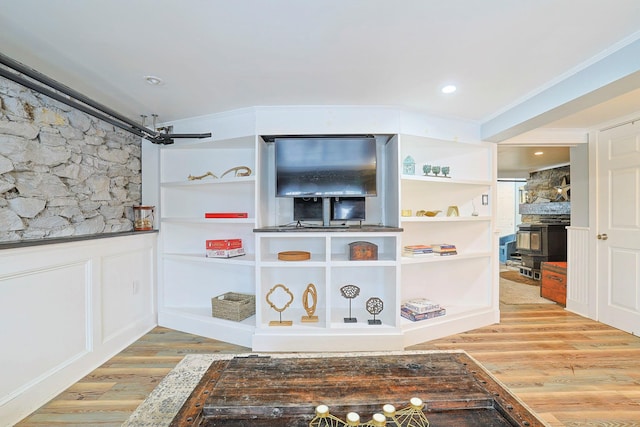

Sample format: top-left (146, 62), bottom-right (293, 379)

top-left (187, 165), bottom-right (252, 181)
top-left (555, 176), bottom-right (570, 201)
top-left (340, 284), bottom-right (360, 323)
top-left (301, 283), bottom-right (319, 323)
top-left (446, 205), bottom-right (459, 217)
top-left (221, 165), bottom-right (252, 178)
top-left (188, 171), bottom-right (217, 180)
top-left (366, 297), bottom-right (384, 325)
top-left (266, 284), bottom-right (294, 326)
top-left (403, 155), bottom-right (415, 175)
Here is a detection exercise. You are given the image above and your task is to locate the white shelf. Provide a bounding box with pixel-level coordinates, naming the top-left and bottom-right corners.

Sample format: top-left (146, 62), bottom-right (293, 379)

top-left (400, 215), bottom-right (491, 223)
top-left (400, 304), bottom-right (489, 332)
top-left (161, 217), bottom-right (256, 224)
top-left (161, 306), bottom-right (256, 330)
top-left (400, 252), bottom-right (491, 264)
top-left (161, 176), bottom-right (255, 187)
top-left (259, 259), bottom-right (327, 268)
top-left (401, 175), bottom-right (492, 186)
top-left (330, 259), bottom-right (398, 267)
top-left (163, 252), bottom-right (256, 265)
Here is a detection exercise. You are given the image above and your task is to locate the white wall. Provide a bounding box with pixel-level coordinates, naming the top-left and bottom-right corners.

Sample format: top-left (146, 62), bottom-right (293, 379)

top-left (0, 233), bottom-right (157, 427)
top-left (496, 180), bottom-right (524, 236)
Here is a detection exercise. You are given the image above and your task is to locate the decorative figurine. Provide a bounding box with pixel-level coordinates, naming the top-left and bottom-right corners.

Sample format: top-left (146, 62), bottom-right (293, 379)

top-left (187, 165), bottom-right (252, 181)
top-left (301, 283), bottom-right (319, 323)
top-left (340, 284), bottom-right (360, 323)
top-left (266, 284), bottom-right (294, 326)
top-left (403, 156), bottom-right (416, 175)
top-left (221, 165), bottom-right (252, 178)
top-left (431, 165), bottom-right (441, 176)
top-left (188, 171), bottom-right (217, 180)
top-left (422, 164), bottom-right (431, 176)
top-left (366, 297), bottom-right (384, 325)
top-left (441, 166), bottom-right (450, 177)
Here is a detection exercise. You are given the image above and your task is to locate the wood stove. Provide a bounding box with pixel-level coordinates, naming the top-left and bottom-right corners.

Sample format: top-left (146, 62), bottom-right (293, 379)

top-left (515, 223), bottom-right (567, 280)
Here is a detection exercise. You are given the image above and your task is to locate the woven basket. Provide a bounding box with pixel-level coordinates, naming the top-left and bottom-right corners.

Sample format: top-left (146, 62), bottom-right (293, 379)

top-left (211, 292), bottom-right (256, 321)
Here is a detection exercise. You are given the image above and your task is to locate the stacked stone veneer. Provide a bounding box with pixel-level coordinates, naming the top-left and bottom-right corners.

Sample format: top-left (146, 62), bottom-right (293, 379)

top-left (521, 165), bottom-right (570, 223)
top-left (0, 76), bottom-right (141, 242)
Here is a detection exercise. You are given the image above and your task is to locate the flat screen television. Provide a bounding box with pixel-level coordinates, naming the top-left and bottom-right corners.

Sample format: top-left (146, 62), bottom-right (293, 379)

top-left (274, 136), bottom-right (377, 198)
top-left (331, 197), bottom-right (366, 221)
top-left (293, 197), bottom-right (323, 221)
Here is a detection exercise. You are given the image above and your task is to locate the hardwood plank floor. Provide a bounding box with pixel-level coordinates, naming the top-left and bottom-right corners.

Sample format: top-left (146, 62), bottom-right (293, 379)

top-left (15, 303), bottom-right (640, 427)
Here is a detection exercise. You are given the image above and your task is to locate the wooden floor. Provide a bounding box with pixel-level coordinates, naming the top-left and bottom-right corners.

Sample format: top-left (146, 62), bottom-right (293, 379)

top-left (16, 303), bottom-right (640, 427)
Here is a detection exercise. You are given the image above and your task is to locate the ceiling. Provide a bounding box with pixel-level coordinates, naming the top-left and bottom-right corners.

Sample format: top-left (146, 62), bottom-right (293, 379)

top-left (1, 1), bottom-right (640, 175)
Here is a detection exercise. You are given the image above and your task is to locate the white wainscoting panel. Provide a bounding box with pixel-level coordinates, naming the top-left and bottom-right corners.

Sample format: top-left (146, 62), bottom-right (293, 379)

top-left (101, 246), bottom-right (155, 344)
top-left (0, 261), bottom-right (90, 406)
top-left (566, 226), bottom-right (591, 316)
top-left (0, 233), bottom-right (157, 427)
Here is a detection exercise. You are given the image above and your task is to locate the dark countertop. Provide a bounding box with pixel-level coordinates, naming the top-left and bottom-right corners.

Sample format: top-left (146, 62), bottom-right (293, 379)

top-left (0, 230), bottom-right (158, 250)
top-left (254, 225), bottom-right (403, 233)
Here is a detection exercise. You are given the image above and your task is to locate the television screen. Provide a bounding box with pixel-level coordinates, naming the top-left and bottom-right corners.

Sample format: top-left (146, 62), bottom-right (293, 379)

top-left (293, 197), bottom-right (323, 221)
top-left (331, 197), bottom-right (366, 221)
top-left (275, 136), bottom-right (377, 197)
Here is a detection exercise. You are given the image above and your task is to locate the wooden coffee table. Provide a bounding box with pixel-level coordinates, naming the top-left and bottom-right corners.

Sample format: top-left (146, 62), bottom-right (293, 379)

top-left (171, 351), bottom-right (545, 426)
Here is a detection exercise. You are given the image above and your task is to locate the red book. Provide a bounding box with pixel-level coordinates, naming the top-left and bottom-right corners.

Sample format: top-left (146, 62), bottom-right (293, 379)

top-left (206, 239), bottom-right (243, 250)
top-left (205, 212), bottom-right (248, 218)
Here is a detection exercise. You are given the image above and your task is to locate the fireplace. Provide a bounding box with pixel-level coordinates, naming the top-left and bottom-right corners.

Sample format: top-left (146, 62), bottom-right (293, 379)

top-left (516, 223), bottom-right (567, 280)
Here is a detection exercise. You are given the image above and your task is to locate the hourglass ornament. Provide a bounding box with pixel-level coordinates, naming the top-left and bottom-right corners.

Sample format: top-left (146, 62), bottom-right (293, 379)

top-left (340, 284), bottom-right (360, 323)
top-left (301, 283), bottom-right (319, 323)
top-left (366, 297), bottom-right (384, 325)
top-left (266, 284), bottom-right (294, 326)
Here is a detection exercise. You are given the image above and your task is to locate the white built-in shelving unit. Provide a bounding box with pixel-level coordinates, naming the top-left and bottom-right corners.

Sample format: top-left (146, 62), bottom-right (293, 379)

top-left (150, 108), bottom-right (498, 351)
top-left (157, 135), bottom-right (259, 347)
top-left (392, 134), bottom-right (498, 346)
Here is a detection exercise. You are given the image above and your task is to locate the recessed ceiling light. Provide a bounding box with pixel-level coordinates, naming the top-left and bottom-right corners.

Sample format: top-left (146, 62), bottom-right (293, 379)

top-left (534, 151), bottom-right (544, 156)
top-left (441, 85), bottom-right (457, 94)
top-left (144, 75), bottom-right (163, 85)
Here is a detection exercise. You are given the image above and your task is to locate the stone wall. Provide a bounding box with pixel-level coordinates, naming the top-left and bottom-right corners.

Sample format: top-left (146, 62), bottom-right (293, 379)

top-left (520, 165), bottom-right (570, 223)
top-left (0, 76), bottom-right (141, 242)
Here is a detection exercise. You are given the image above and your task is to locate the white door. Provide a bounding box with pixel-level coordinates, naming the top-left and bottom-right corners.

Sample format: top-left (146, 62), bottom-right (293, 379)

top-left (596, 120), bottom-right (640, 335)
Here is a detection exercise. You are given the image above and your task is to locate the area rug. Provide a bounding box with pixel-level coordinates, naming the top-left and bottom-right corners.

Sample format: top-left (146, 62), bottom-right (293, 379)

top-left (121, 350), bottom-right (544, 427)
top-left (500, 269), bottom-right (540, 286)
top-left (500, 278), bottom-right (554, 305)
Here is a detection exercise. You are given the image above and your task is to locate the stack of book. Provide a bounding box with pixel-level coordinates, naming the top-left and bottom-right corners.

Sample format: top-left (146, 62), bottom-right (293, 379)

top-left (402, 244), bottom-right (433, 257)
top-left (206, 239), bottom-right (245, 258)
top-left (431, 243), bottom-right (457, 256)
top-left (401, 298), bottom-right (446, 322)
